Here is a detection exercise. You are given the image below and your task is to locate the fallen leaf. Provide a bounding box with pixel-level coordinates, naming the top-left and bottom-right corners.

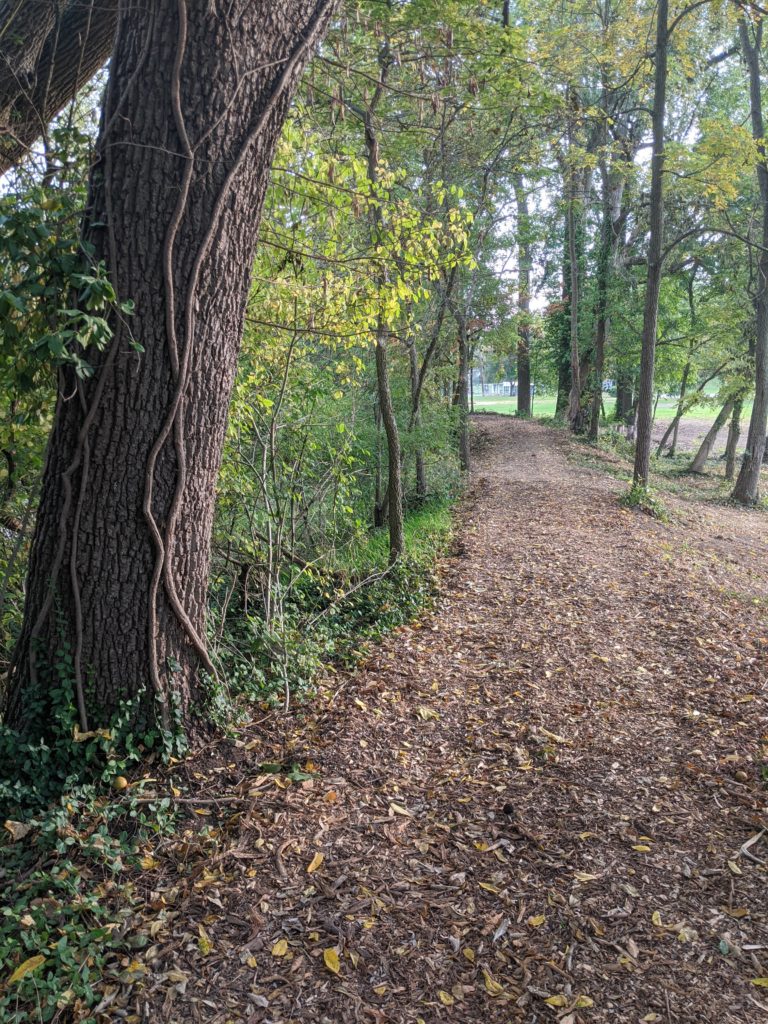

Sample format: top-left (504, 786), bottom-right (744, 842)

top-left (438, 990), bottom-right (455, 1005)
top-left (8, 956), bottom-right (46, 985)
top-left (751, 978), bottom-right (768, 988)
top-left (545, 994), bottom-right (569, 1007)
top-left (389, 802), bottom-right (412, 817)
top-left (271, 939), bottom-right (288, 957)
top-left (307, 852), bottom-right (325, 874)
top-left (323, 947), bottom-right (341, 974)
top-left (527, 914), bottom-right (546, 928)
top-left (573, 871), bottom-right (600, 883)
top-left (482, 968), bottom-right (504, 996)
top-left (198, 924), bottom-right (213, 956)
top-left (416, 706), bottom-right (440, 721)
top-left (3, 820), bottom-right (32, 842)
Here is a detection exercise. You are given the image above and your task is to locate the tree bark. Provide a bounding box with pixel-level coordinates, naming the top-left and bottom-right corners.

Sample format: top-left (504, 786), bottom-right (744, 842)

top-left (733, 18), bottom-right (768, 504)
top-left (689, 400), bottom-right (734, 474)
top-left (363, 50), bottom-right (404, 562)
top-left (589, 161), bottom-right (611, 442)
top-left (633, 0), bottom-right (668, 486)
top-left (725, 398), bottom-right (742, 481)
top-left (4, 0), bottom-right (336, 739)
top-left (615, 372), bottom-right (633, 424)
top-left (514, 174), bottom-right (532, 417)
top-left (455, 312), bottom-right (471, 474)
top-left (406, 338), bottom-right (427, 500)
top-left (565, 126), bottom-right (582, 431)
top-left (0, 0), bottom-right (118, 174)
top-left (657, 345), bottom-right (692, 456)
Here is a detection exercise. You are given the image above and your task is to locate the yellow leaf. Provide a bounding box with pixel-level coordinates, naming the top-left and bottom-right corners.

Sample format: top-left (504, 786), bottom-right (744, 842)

top-left (479, 882), bottom-right (500, 893)
top-left (438, 990), bottom-right (455, 1005)
top-left (374, 984), bottom-right (387, 995)
top-left (651, 911), bottom-right (663, 927)
top-left (3, 820), bottom-right (32, 842)
top-left (271, 939), bottom-right (288, 957)
top-left (527, 914), bottom-right (546, 928)
top-left (463, 948), bottom-right (475, 962)
top-left (751, 978), bottom-right (768, 987)
top-left (545, 994), bottom-right (568, 1007)
top-left (632, 845), bottom-right (652, 853)
top-left (323, 947), bottom-right (341, 974)
top-left (139, 855), bottom-right (158, 870)
top-left (482, 968), bottom-right (504, 996)
top-left (575, 995), bottom-right (595, 1008)
top-left (416, 706), bottom-right (440, 721)
top-left (389, 802), bottom-right (412, 817)
top-left (8, 956), bottom-right (46, 985)
top-left (246, 956), bottom-right (257, 968)
top-left (198, 924), bottom-right (213, 956)
top-left (573, 871), bottom-right (599, 883)
top-left (307, 852), bottom-right (325, 874)
top-left (727, 860), bottom-right (743, 876)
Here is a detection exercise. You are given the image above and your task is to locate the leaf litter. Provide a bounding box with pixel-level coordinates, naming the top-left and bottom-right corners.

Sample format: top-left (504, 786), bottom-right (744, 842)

top-left (78, 418), bottom-right (767, 1022)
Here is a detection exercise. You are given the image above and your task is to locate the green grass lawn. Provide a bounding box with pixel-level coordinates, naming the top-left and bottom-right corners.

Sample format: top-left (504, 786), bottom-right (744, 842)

top-left (473, 393), bottom-right (752, 423)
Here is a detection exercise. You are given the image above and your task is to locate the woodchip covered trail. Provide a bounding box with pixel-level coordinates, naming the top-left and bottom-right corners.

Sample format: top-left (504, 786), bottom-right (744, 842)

top-left (138, 416), bottom-right (768, 1024)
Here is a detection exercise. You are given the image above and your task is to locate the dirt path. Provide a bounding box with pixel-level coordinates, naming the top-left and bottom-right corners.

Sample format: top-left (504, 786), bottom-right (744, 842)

top-left (139, 418), bottom-right (768, 1024)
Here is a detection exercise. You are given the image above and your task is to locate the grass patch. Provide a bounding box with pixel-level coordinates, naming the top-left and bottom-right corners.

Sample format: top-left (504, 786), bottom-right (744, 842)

top-left (619, 482), bottom-right (670, 521)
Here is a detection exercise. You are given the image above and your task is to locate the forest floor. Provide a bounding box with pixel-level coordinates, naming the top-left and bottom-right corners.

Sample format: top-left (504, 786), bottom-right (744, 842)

top-left (126, 417), bottom-right (768, 1024)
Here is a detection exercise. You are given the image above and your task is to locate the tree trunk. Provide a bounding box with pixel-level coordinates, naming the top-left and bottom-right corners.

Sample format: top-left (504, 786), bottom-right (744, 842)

top-left (406, 339), bottom-right (427, 500)
top-left (725, 398), bottom-right (743, 481)
top-left (657, 345), bottom-right (692, 456)
top-left (566, 128), bottom-right (582, 431)
top-left (589, 163), bottom-right (611, 442)
top-left (363, 52), bottom-right (404, 561)
top-left (514, 174), bottom-right (532, 417)
top-left (454, 312), bottom-right (471, 475)
top-left (374, 333), bottom-right (403, 561)
top-left (733, 19), bottom-right (768, 504)
top-left (689, 401), bottom-right (734, 474)
top-left (615, 372), bottom-right (633, 424)
top-left (633, 0), bottom-right (668, 487)
top-left (4, 0), bottom-right (336, 739)
top-left (0, 0), bottom-right (118, 174)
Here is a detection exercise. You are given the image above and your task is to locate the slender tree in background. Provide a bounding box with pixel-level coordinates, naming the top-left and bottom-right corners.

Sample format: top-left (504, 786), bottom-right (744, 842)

top-left (4, 0), bottom-right (336, 738)
top-left (633, 0), bottom-right (668, 487)
top-left (514, 174), bottom-right (533, 416)
top-left (732, 16), bottom-right (768, 504)
top-left (361, 48), bottom-right (404, 563)
top-left (0, 0), bottom-right (117, 174)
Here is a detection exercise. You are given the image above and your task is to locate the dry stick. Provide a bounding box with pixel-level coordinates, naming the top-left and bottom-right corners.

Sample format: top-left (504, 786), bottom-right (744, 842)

top-left (145, 0), bottom-right (337, 698)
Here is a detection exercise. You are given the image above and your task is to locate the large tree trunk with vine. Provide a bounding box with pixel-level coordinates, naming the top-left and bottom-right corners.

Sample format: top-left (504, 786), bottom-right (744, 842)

top-left (3, 0), bottom-right (335, 739)
top-left (733, 18), bottom-right (768, 504)
top-left (633, 0), bottom-right (668, 486)
top-left (0, 0), bottom-right (118, 174)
